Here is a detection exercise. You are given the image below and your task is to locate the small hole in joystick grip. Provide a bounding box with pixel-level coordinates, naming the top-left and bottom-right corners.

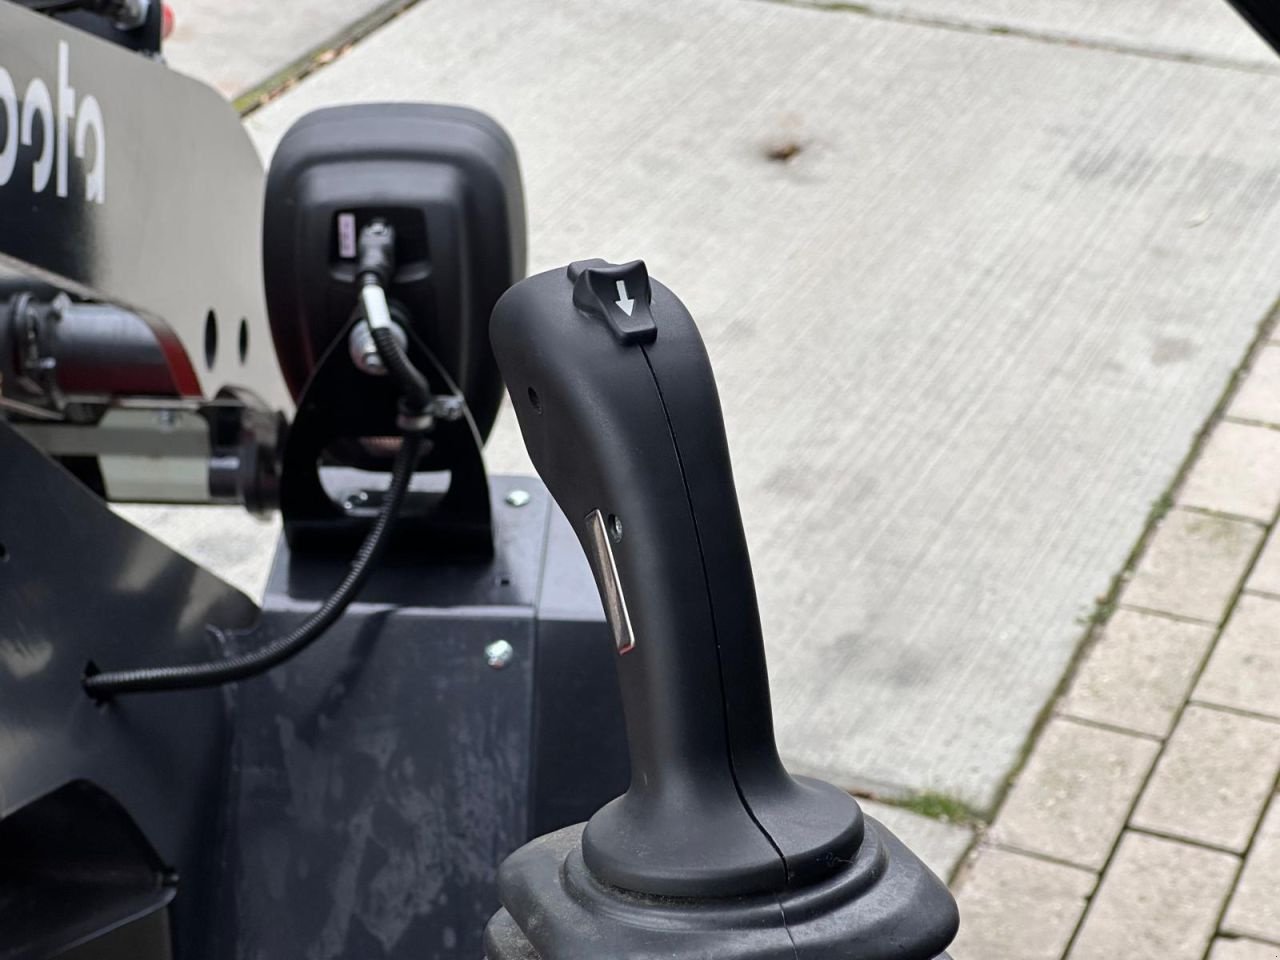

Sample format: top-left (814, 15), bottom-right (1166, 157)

top-left (528, 386), bottom-right (542, 413)
top-left (607, 514), bottom-right (623, 543)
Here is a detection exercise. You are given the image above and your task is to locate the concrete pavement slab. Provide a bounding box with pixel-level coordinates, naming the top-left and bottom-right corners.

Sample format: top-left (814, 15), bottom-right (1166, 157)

top-left (1229, 344), bottom-right (1280, 425)
top-left (1177, 421), bottom-right (1280, 521)
top-left (1248, 527), bottom-right (1280, 596)
top-left (989, 718), bottom-right (1158, 870)
top-left (1068, 832), bottom-right (1239, 960)
top-left (1059, 608), bottom-right (1214, 739)
top-left (1131, 704), bottom-right (1280, 852)
top-left (950, 847), bottom-right (1095, 960)
top-left (791, 0), bottom-right (1277, 70)
top-left (244, 0), bottom-right (1280, 809)
top-left (1210, 940), bottom-right (1280, 960)
top-left (1224, 795), bottom-right (1280, 945)
top-left (163, 0), bottom-right (401, 98)
top-left (1123, 510), bottom-right (1263, 624)
top-left (1195, 593), bottom-right (1280, 720)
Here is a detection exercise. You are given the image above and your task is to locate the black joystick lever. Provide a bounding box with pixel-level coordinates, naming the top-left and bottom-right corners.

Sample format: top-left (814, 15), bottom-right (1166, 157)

top-left (485, 260), bottom-right (958, 960)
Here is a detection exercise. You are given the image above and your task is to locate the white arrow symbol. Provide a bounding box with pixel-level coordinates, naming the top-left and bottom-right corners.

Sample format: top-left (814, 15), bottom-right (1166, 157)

top-left (615, 280), bottom-right (635, 317)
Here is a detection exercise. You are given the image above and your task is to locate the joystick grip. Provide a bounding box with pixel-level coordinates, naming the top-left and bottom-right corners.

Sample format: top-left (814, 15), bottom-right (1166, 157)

top-left (490, 260), bottom-right (861, 897)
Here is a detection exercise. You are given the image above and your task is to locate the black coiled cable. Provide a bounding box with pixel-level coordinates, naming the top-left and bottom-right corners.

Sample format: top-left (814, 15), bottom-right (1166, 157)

top-left (371, 324), bottom-right (430, 419)
top-left (83, 432), bottom-right (422, 698)
top-left (83, 318), bottom-right (430, 699)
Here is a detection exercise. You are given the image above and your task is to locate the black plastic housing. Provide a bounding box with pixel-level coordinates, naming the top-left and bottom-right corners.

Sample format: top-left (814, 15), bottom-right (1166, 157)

top-left (262, 103), bottom-right (526, 443)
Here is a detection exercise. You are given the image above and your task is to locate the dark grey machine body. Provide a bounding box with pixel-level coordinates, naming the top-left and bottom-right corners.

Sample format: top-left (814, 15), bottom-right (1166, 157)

top-left (0, 422), bottom-right (628, 960)
top-left (233, 476), bottom-right (628, 960)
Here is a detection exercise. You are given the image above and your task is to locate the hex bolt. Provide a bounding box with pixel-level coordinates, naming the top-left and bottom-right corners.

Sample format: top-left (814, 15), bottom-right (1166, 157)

top-left (485, 639), bottom-right (515, 670)
top-left (505, 489), bottom-right (532, 508)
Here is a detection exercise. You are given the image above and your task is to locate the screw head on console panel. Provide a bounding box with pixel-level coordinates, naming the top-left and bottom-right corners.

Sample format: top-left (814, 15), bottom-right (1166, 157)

top-left (485, 640), bottom-right (515, 670)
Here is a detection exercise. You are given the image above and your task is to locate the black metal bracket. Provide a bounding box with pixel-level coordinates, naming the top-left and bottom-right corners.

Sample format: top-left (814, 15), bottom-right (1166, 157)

top-left (279, 315), bottom-right (494, 559)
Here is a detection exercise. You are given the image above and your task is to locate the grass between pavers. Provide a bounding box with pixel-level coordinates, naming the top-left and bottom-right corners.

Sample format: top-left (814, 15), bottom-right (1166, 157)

top-left (895, 791), bottom-right (981, 826)
top-left (232, 0), bottom-right (425, 117)
top-left (1073, 493), bottom-right (1173, 630)
top-left (849, 788), bottom-right (983, 829)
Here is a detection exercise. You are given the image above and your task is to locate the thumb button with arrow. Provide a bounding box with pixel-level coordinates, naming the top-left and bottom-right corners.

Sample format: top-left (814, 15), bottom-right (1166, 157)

top-left (568, 259), bottom-right (657, 346)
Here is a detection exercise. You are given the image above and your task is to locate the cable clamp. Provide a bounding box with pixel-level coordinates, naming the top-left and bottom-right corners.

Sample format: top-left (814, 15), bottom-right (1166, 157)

top-left (396, 395), bottom-right (464, 434)
top-left (427, 394), bottom-right (466, 422)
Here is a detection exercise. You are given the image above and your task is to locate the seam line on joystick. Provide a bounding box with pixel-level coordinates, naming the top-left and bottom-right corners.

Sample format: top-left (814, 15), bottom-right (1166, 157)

top-left (639, 345), bottom-right (792, 886)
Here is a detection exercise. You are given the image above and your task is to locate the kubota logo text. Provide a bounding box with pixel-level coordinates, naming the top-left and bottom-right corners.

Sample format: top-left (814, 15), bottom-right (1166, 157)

top-left (0, 41), bottom-right (107, 204)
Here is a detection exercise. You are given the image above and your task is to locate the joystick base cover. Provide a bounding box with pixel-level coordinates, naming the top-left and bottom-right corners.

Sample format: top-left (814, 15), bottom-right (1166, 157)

top-left (484, 813), bottom-right (958, 960)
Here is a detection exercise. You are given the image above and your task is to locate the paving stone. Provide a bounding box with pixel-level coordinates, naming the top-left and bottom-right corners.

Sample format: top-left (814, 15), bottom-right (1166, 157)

top-left (1196, 594), bottom-right (1280, 721)
top-left (1230, 345), bottom-right (1280, 427)
top-left (1060, 608), bottom-right (1214, 738)
top-left (1248, 528), bottom-right (1280, 597)
top-left (1210, 938), bottom-right (1280, 960)
top-left (860, 800), bottom-right (974, 881)
top-left (1224, 795), bottom-right (1280, 944)
top-left (950, 846), bottom-right (1095, 960)
top-left (1069, 832), bottom-right (1239, 960)
top-left (245, 0), bottom-right (1280, 809)
top-left (989, 718), bottom-right (1158, 870)
top-left (1123, 510), bottom-right (1263, 624)
top-left (792, 0), bottom-right (1277, 69)
top-left (1177, 421), bottom-right (1280, 522)
top-left (1132, 705), bottom-right (1280, 852)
